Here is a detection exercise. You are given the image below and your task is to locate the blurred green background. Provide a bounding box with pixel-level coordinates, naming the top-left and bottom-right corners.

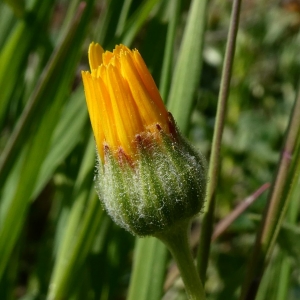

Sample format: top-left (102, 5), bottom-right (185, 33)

top-left (0, 0), bottom-right (299, 299)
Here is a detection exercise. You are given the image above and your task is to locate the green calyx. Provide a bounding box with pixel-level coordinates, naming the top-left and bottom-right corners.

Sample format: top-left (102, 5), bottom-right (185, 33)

top-left (95, 123), bottom-right (207, 237)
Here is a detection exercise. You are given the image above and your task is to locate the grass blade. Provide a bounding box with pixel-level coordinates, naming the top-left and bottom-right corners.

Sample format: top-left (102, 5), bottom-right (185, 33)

top-left (127, 237), bottom-right (167, 300)
top-left (32, 87), bottom-right (87, 199)
top-left (197, 0), bottom-right (242, 282)
top-left (47, 137), bottom-right (104, 300)
top-left (0, 2), bottom-right (92, 280)
top-left (0, 2), bottom-right (88, 186)
top-left (167, 0), bottom-right (209, 133)
top-left (240, 83), bottom-right (300, 300)
top-left (118, 0), bottom-right (161, 47)
top-left (159, 0), bottom-right (181, 102)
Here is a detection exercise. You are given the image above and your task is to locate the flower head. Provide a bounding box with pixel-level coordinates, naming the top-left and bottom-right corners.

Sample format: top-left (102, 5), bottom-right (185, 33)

top-left (82, 43), bottom-right (207, 236)
top-left (82, 42), bottom-right (170, 162)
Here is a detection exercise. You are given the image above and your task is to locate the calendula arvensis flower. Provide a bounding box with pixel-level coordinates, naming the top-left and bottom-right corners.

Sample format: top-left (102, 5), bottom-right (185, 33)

top-left (82, 43), bottom-right (206, 236)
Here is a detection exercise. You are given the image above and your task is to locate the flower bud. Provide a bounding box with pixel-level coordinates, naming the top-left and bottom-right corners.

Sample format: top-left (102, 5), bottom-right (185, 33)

top-left (82, 43), bottom-right (206, 236)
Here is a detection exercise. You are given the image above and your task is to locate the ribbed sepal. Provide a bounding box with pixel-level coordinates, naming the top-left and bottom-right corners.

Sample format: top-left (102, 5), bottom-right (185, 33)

top-left (95, 122), bottom-right (207, 236)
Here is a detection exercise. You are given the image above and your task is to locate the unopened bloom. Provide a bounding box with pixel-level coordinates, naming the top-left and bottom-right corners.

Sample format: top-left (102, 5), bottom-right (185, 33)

top-left (82, 43), bottom-right (206, 236)
top-left (82, 43), bottom-right (169, 161)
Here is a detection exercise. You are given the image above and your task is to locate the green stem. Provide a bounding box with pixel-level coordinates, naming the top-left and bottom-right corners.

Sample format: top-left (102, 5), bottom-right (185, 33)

top-left (156, 221), bottom-right (206, 300)
top-left (196, 0), bottom-right (242, 281)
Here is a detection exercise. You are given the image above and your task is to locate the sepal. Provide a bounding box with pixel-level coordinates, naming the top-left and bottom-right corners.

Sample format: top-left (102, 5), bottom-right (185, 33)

top-left (95, 119), bottom-right (207, 237)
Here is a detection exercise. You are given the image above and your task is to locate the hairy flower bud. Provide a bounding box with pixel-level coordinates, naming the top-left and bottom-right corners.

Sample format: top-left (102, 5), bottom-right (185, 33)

top-left (82, 43), bottom-right (206, 236)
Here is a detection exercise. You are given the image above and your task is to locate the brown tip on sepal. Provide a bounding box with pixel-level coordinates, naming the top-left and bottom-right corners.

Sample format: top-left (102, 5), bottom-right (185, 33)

top-left (103, 144), bottom-right (111, 164)
top-left (156, 123), bottom-right (162, 131)
top-left (135, 134), bottom-right (143, 144)
top-left (135, 133), bottom-right (148, 151)
top-left (135, 132), bottom-right (153, 154)
top-left (167, 112), bottom-right (179, 140)
top-left (134, 134), bottom-right (144, 150)
top-left (117, 147), bottom-right (134, 168)
top-left (167, 112), bottom-right (175, 123)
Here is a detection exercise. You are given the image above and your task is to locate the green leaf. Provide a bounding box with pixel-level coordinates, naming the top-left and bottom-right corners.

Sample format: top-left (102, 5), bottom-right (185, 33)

top-left (0, 2), bottom-right (15, 48)
top-left (0, 0), bottom-right (53, 126)
top-left (277, 223), bottom-right (300, 263)
top-left (159, 0), bottom-right (181, 101)
top-left (3, 0), bottom-right (25, 18)
top-left (32, 87), bottom-right (88, 199)
top-left (0, 1), bottom-right (94, 280)
top-left (47, 137), bottom-right (105, 300)
top-left (167, 0), bottom-right (208, 133)
top-left (127, 237), bottom-right (167, 300)
top-left (117, 0), bottom-right (161, 47)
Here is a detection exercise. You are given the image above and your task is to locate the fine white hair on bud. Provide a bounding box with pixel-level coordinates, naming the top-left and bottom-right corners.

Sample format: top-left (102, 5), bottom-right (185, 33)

top-left (95, 121), bottom-right (207, 237)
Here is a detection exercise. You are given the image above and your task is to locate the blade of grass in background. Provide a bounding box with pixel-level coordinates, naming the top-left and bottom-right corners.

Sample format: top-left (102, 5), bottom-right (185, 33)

top-left (57, 0), bottom-right (81, 40)
top-left (246, 213), bottom-right (300, 300)
top-left (0, 1), bottom-right (87, 186)
top-left (115, 0), bottom-right (133, 36)
top-left (127, 238), bottom-right (167, 300)
top-left (264, 154), bottom-right (299, 300)
top-left (197, 0), bottom-right (242, 282)
top-left (167, 0), bottom-right (209, 134)
top-left (159, 0), bottom-right (180, 101)
top-left (0, 0), bottom-right (52, 128)
top-left (115, 0), bottom-right (161, 47)
top-left (3, 0), bottom-right (24, 18)
top-left (32, 87), bottom-right (87, 199)
top-left (93, 0), bottom-right (125, 46)
top-left (47, 137), bottom-right (105, 300)
top-left (275, 164), bottom-right (300, 300)
top-left (0, 1), bottom-right (93, 280)
top-left (240, 84), bottom-right (300, 300)
top-left (255, 252), bottom-right (284, 300)
top-left (0, 2), bottom-right (15, 48)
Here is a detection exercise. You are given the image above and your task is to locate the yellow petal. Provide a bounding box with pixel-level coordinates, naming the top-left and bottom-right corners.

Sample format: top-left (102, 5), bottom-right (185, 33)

top-left (81, 71), bottom-right (105, 158)
top-left (88, 42), bottom-right (104, 71)
top-left (102, 51), bottom-right (113, 65)
top-left (113, 44), bottom-right (130, 56)
top-left (106, 64), bottom-right (144, 155)
top-left (94, 76), bottom-right (119, 150)
top-left (83, 43), bottom-right (170, 162)
top-left (132, 50), bottom-right (168, 121)
top-left (119, 51), bottom-right (166, 130)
